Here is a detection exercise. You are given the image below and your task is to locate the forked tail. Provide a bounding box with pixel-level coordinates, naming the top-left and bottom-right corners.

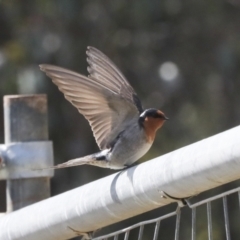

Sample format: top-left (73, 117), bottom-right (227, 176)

top-left (35, 154), bottom-right (96, 170)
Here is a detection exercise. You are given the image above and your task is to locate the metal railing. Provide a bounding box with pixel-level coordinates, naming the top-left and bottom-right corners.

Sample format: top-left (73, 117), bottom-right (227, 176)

top-left (93, 185), bottom-right (240, 240)
top-left (0, 95), bottom-right (240, 240)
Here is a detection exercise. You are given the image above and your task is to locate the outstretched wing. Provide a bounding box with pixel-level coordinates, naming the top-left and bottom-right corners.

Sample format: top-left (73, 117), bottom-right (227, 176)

top-left (40, 47), bottom-right (143, 150)
top-left (86, 47), bottom-right (143, 113)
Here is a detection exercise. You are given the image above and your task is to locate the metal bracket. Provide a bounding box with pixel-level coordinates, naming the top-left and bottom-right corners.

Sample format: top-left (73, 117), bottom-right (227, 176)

top-left (0, 141), bottom-right (54, 180)
top-left (68, 227), bottom-right (94, 240)
top-left (160, 191), bottom-right (188, 207)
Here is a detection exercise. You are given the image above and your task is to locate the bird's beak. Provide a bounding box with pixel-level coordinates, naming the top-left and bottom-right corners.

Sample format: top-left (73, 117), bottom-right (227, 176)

top-left (164, 116), bottom-right (169, 120)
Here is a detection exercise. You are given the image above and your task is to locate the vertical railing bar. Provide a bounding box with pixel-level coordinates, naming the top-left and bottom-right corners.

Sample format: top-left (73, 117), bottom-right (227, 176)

top-left (174, 209), bottom-right (181, 240)
top-left (113, 235), bottom-right (119, 240)
top-left (223, 196), bottom-right (231, 240)
top-left (153, 220), bottom-right (161, 240)
top-left (191, 207), bottom-right (196, 240)
top-left (207, 202), bottom-right (213, 240)
top-left (238, 191), bottom-right (240, 211)
top-left (137, 225), bottom-right (144, 240)
top-left (124, 231), bottom-right (129, 240)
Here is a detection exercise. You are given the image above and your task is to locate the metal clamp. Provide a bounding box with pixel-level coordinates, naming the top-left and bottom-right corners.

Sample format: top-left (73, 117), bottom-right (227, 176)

top-left (0, 141), bottom-right (54, 180)
top-left (160, 191), bottom-right (189, 207)
top-left (68, 227), bottom-right (94, 240)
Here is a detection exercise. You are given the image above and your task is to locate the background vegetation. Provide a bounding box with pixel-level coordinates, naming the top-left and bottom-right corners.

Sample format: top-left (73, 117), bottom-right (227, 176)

top-left (0, 1), bottom-right (240, 239)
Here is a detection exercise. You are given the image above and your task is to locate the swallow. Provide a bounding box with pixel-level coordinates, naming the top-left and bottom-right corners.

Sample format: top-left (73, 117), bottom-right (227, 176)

top-left (39, 47), bottom-right (168, 170)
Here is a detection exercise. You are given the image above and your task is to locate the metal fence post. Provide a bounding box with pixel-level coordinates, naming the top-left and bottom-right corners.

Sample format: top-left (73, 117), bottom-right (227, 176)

top-left (4, 94), bottom-right (51, 212)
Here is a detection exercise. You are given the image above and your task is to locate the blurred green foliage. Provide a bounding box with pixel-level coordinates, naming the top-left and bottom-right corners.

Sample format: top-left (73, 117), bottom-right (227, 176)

top-left (0, 0), bottom-right (240, 239)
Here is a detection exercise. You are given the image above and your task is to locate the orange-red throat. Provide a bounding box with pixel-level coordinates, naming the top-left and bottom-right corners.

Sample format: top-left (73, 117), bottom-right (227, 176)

top-left (139, 109), bottom-right (168, 143)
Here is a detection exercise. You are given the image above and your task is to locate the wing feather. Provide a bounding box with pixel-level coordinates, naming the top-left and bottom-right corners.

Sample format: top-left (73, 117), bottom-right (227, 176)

top-left (40, 47), bottom-right (143, 149)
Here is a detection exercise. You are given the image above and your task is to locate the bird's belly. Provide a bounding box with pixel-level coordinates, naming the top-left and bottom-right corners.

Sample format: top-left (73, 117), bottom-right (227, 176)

top-left (107, 136), bottom-right (152, 169)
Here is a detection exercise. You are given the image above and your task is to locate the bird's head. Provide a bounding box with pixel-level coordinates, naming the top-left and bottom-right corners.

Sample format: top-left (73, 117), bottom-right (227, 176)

top-left (139, 108), bottom-right (168, 142)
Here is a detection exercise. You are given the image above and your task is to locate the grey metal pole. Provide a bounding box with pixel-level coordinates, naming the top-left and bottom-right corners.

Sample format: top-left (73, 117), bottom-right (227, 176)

top-left (4, 95), bottom-right (51, 211)
top-left (0, 125), bottom-right (240, 240)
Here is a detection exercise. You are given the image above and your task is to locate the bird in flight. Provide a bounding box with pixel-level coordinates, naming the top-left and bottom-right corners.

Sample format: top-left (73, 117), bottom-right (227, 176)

top-left (40, 47), bottom-right (168, 170)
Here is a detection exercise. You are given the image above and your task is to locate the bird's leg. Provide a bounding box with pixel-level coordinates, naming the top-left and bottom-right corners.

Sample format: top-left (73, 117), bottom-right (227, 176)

top-left (123, 162), bottom-right (138, 169)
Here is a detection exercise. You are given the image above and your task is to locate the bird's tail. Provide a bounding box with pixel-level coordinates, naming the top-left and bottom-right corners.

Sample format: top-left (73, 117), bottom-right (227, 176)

top-left (34, 154), bottom-right (97, 170)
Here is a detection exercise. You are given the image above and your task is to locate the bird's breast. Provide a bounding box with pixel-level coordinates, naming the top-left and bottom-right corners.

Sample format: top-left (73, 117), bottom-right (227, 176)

top-left (107, 123), bottom-right (152, 168)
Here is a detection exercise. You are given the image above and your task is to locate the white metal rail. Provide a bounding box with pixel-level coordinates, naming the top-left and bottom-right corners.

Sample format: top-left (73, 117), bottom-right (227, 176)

top-left (0, 125), bottom-right (240, 240)
top-left (93, 185), bottom-right (240, 240)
